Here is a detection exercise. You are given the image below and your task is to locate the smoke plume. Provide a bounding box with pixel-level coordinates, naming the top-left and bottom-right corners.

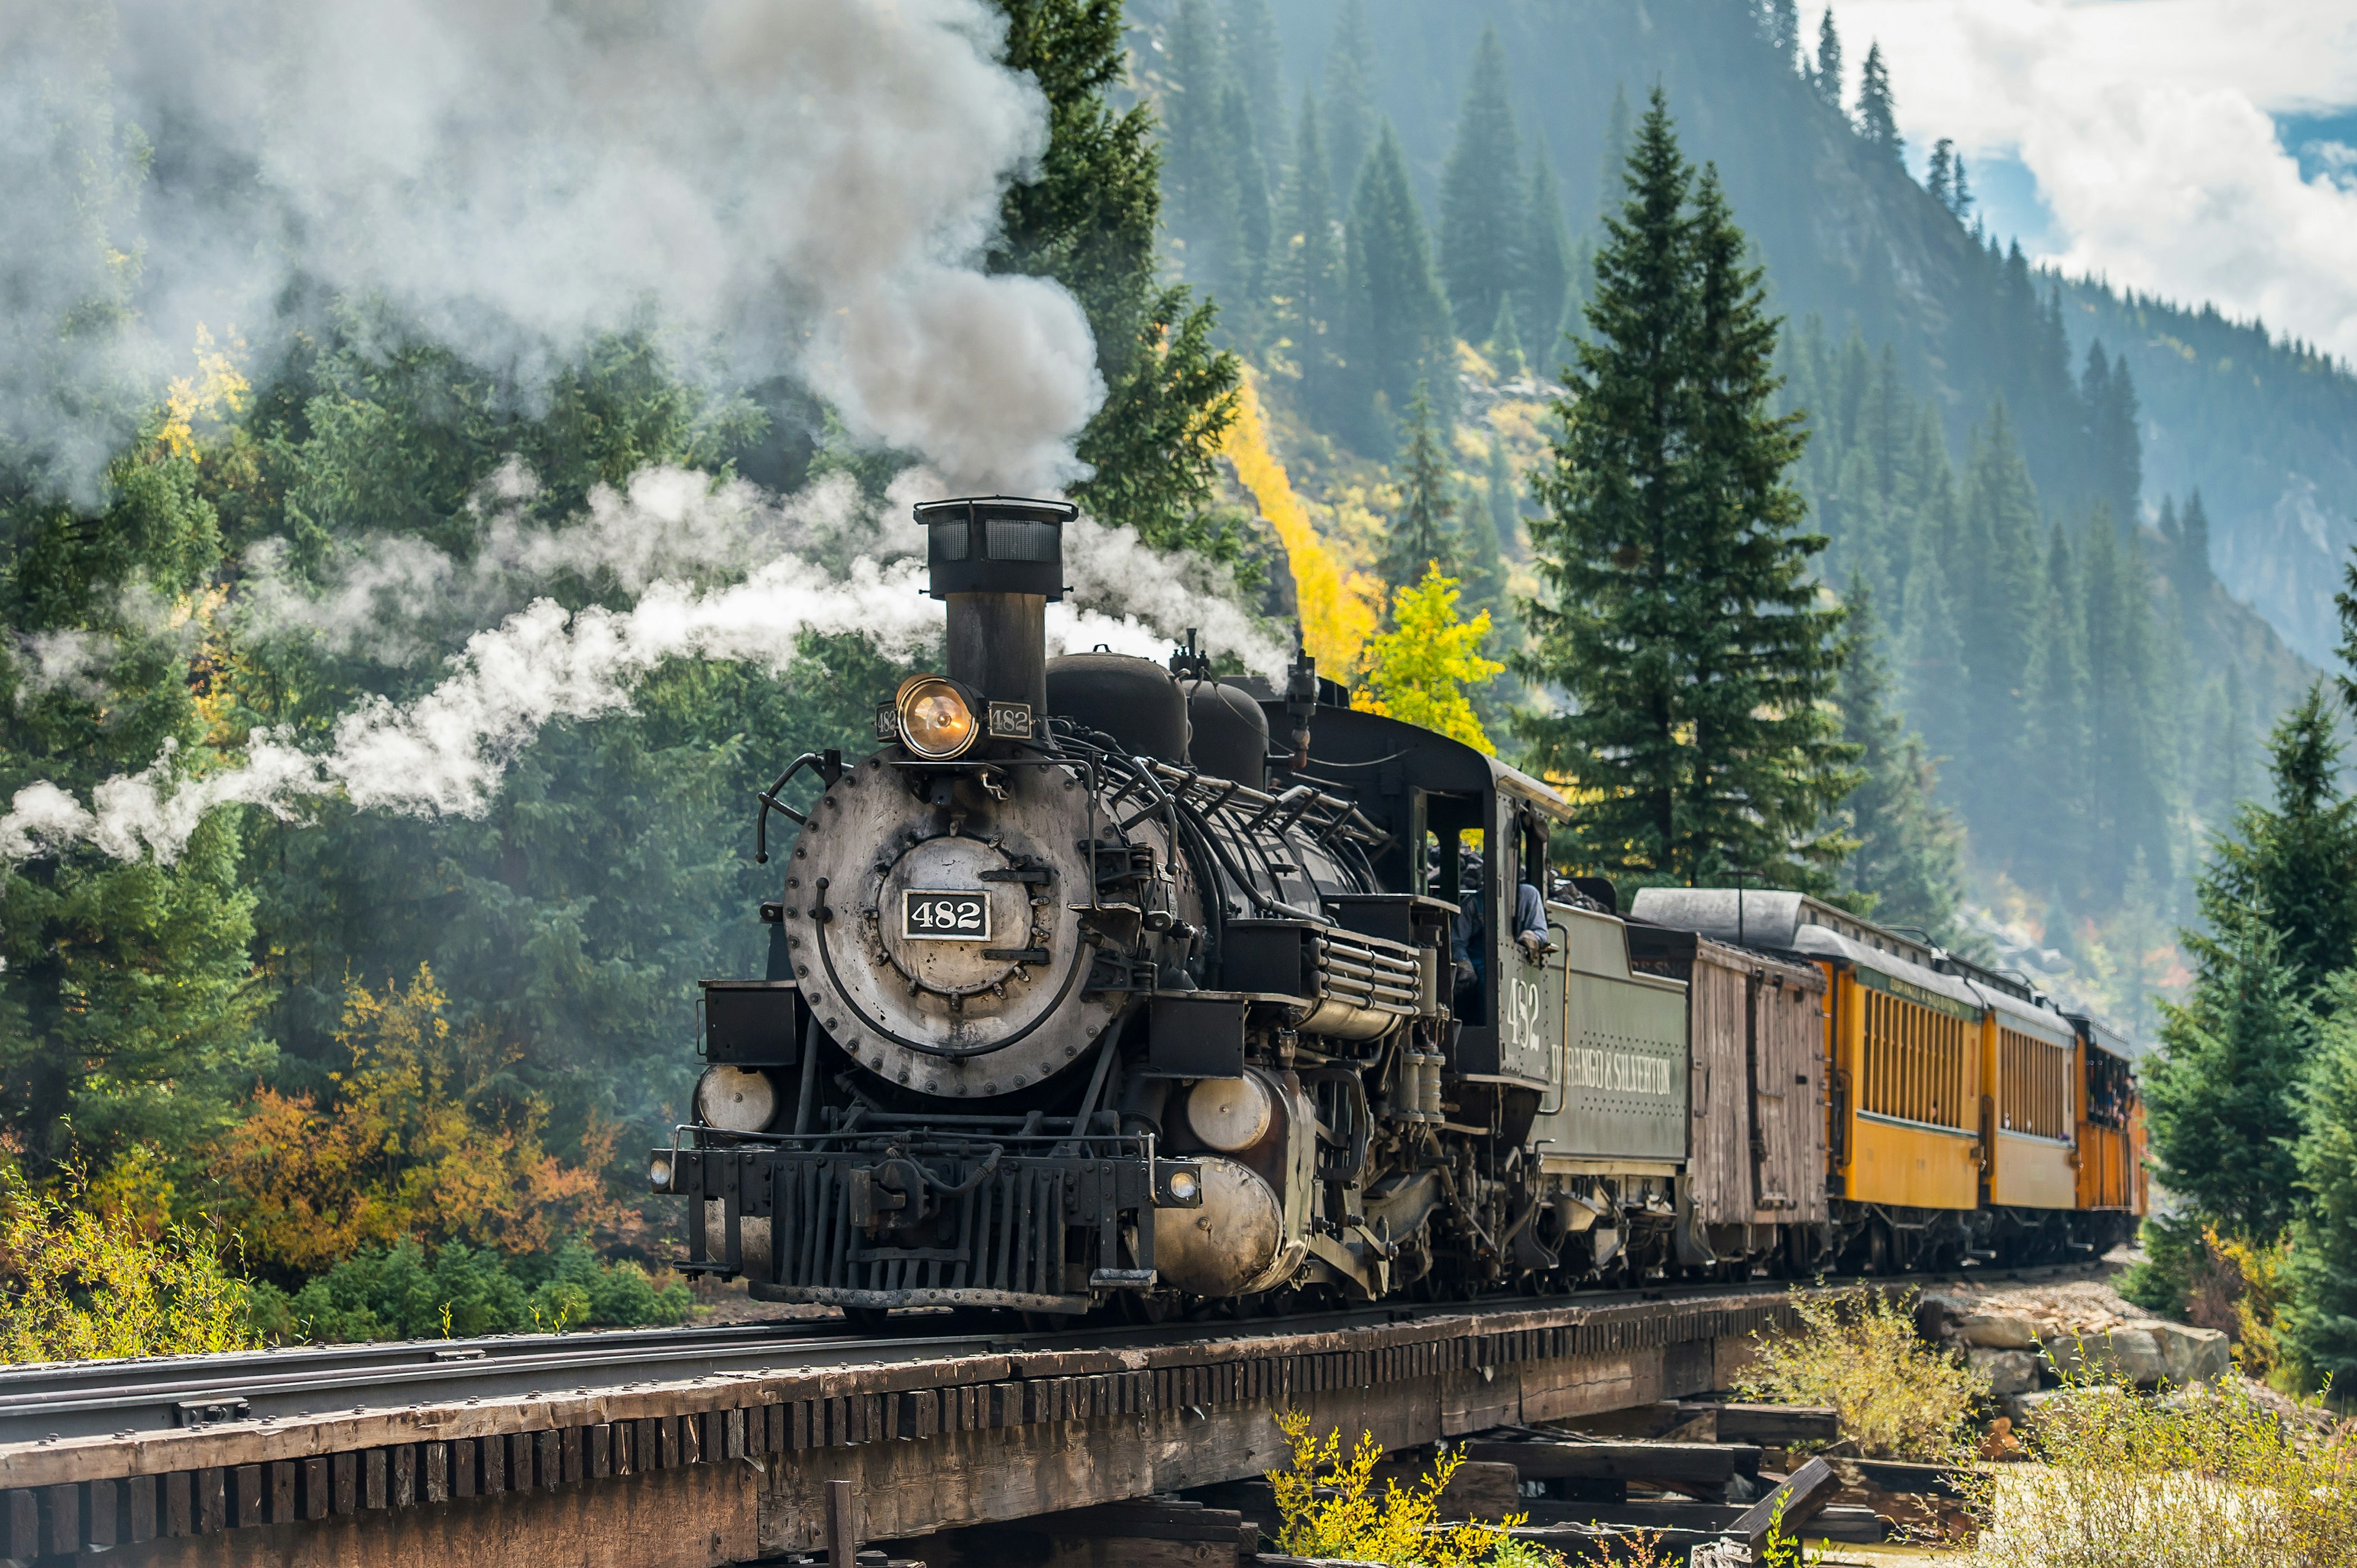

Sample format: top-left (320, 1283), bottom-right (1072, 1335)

top-left (0, 3), bottom-right (1294, 868)
top-left (6, 0), bottom-right (1099, 499)
top-left (1, 466), bottom-right (1287, 865)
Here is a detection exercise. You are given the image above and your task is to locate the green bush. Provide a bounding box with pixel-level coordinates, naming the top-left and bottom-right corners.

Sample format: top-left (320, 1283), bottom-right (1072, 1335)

top-left (2116, 1214), bottom-right (2208, 1318)
top-left (276, 1240), bottom-right (690, 1343)
top-left (1735, 1286), bottom-right (1989, 1461)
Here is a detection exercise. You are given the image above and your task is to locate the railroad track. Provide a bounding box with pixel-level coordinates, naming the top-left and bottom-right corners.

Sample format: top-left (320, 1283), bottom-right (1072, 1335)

top-left (0, 1260), bottom-right (2107, 1446)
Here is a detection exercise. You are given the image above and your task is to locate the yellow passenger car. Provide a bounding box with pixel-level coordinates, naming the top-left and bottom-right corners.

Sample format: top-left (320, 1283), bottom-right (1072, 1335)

top-left (1630, 889), bottom-right (2146, 1271)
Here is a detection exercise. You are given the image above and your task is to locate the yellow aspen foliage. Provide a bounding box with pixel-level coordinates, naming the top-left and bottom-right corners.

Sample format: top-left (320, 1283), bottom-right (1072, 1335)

top-left (209, 965), bottom-right (621, 1273)
top-left (1266, 1408), bottom-right (1523, 1567)
top-left (158, 324), bottom-right (250, 460)
top-left (1219, 368), bottom-right (1380, 671)
top-left (1352, 565), bottom-right (1503, 754)
top-left (0, 1164), bottom-right (258, 1364)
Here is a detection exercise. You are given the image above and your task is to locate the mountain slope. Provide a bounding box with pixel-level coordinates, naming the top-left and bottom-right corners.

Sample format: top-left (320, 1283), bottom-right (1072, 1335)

top-left (1255, 0), bottom-right (2353, 670)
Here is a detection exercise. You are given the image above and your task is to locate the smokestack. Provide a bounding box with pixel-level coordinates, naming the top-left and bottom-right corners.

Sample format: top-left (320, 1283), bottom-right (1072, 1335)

top-left (915, 496), bottom-right (1074, 718)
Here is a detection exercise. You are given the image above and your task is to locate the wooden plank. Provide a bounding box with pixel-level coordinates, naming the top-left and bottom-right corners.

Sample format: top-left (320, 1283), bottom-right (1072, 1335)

top-left (1731, 1454), bottom-right (1840, 1550)
top-left (196, 1467), bottom-right (226, 1534)
top-left (126, 1473), bottom-right (157, 1543)
top-left (1828, 1456), bottom-right (1970, 1498)
top-left (1, 1490), bottom-right (35, 1559)
top-left (42, 1481), bottom-right (79, 1556)
top-left (304, 1455), bottom-right (332, 1518)
top-left (1364, 1460), bottom-right (1519, 1521)
top-left (1034, 1500), bottom-right (1248, 1543)
top-left (163, 1470), bottom-right (192, 1536)
top-left (271, 1459), bottom-right (298, 1523)
top-left (824, 1477), bottom-right (859, 1566)
top-left (87, 1477), bottom-right (119, 1548)
top-left (1698, 1403), bottom-right (1840, 1445)
top-left (1459, 1440), bottom-right (1760, 1484)
top-left (589, 1423), bottom-right (613, 1480)
top-left (425, 1441), bottom-right (451, 1503)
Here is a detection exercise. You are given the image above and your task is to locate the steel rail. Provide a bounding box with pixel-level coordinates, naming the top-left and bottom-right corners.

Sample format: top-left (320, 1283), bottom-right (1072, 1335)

top-left (0, 1261), bottom-right (2109, 1446)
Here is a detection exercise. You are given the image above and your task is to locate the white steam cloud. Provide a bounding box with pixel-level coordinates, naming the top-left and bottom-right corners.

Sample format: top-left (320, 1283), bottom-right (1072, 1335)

top-left (1, 468), bottom-right (1289, 865)
top-left (0, 1), bottom-right (1292, 868)
top-left (6, 0), bottom-right (1099, 498)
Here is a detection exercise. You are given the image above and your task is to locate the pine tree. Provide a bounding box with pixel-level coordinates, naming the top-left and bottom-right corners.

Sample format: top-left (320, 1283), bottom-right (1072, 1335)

top-left (1273, 94), bottom-right (1347, 426)
top-left (1954, 404), bottom-right (2045, 848)
top-left (2176, 488), bottom-right (2214, 598)
top-left (1382, 384), bottom-right (1461, 591)
top-left (1854, 42), bottom-right (1901, 156)
top-left (2081, 506), bottom-right (2173, 901)
top-left (2144, 907), bottom-right (2312, 1241)
top-left (1164, 0), bottom-right (1233, 270)
top-left (990, 0), bottom-right (1240, 548)
top-left (2283, 968), bottom-right (2357, 1385)
top-left (1488, 296), bottom-right (1525, 377)
top-left (1439, 26), bottom-right (1526, 341)
top-left (1811, 9), bottom-right (1844, 112)
top-left (1894, 544), bottom-right (1967, 763)
top-left (1218, 77), bottom-right (1272, 310)
top-left (1518, 93), bottom-right (1860, 888)
top-left (1520, 151), bottom-right (1573, 373)
top-left (1321, 0), bottom-right (1376, 202)
top-left (1596, 84), bottom-right (1631, 221)
top-left (2204, 686), bottom-right (2357, 1002)
top-left (1925, 137), bottom-right (1973, 220)
top-left (1485, 430), bottom-right (1522, 559)
top-left (1836, 582), bottom-right (1964, 933)
top-left (1, 444), bottom-right (273, 1166)
top-left (2081, 342), bottom-right (2142, 525)
top-left (2020, 524), bottom-right (2089, 883)
top-left (1345, 124), bottom-right (1453, 448)
top-left (1759, 0), bottom-right (1802, 64)
top-left (1223, 0), bottom-right (1286, 169)
top-left (1925, 138), bottom-right (1956, 209)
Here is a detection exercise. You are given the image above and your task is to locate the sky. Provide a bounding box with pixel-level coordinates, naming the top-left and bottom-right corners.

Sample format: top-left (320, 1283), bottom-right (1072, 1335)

top-left (1835, 0), bottom-right (2357, 360)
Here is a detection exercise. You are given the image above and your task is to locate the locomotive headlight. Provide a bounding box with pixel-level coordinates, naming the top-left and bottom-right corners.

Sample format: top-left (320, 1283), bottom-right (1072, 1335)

top-left (648, 1153), bottom-right (675, 1193)
top-left (896, 675), bottom-right (978, 760)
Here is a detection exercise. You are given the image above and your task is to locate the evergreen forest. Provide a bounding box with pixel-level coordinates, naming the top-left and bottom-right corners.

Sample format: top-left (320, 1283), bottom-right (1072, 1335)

top-left (6, 0), bottom-right (2357, 1373)
top-left (1140, 0), bottom-right (2330, 1036)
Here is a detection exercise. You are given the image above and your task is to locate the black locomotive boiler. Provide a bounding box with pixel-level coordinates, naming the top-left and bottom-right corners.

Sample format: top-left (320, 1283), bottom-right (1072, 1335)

top-left (652, 495), bottom-right (2144, 1321)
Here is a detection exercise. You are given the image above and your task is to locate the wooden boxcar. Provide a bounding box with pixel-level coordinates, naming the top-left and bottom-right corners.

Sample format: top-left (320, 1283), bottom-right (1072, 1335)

top-left (1625, 926), bottom-right (1827, 1243)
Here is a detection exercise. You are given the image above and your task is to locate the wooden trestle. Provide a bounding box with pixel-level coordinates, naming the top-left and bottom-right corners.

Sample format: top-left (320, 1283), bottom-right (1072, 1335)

top-left (0, 1289), bottom-right (1790, 1567)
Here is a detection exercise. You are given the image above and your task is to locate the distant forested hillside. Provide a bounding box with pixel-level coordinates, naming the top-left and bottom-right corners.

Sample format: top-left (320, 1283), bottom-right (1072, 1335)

top-left (1127, 0), bottom-right (2340, 1027)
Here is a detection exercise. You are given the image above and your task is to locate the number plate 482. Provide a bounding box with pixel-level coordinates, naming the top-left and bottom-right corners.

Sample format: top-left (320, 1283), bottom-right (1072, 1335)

top-left (902, 890), bottom-right (990, 941)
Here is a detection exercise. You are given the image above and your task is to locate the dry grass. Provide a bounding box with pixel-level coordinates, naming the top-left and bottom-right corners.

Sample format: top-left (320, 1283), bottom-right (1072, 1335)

top-left (1955, 1373), bottom-right (2357, 1568)
top-left (1736, 1287), bottom-right (1989, 1461)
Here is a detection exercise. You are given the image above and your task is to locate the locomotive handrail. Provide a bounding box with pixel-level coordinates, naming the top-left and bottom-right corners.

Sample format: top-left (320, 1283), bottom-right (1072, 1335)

top-left (753, 749), bottom-right (841, 864)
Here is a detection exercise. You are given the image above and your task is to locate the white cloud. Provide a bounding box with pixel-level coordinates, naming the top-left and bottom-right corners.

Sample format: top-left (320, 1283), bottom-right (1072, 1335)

top-left (1837, 0), bottom-right (2357, 355)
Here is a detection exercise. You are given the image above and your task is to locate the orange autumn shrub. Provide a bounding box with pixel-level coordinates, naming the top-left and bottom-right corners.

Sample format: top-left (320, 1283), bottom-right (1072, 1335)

top-left (210, 965), bottom-right (621, 1273)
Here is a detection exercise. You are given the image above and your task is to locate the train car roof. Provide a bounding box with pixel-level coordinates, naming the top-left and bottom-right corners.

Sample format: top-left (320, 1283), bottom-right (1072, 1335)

top-left (1631, 887), bottom-right (1980, 1012)
top-left (1970, 978), bottom-right (2078, 1048)
top-left (1627, 888), bottom-right (1938, 968)
top-left (1633, 887), bottom-right (2121, 1049)
top-left (2068, 1011), bottom-right (2145, 1063)
top-left (1264, 701), bottom-right (1576, 824)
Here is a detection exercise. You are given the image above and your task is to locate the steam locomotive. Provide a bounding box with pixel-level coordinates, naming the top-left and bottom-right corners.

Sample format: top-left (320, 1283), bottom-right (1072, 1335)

top-left (652, 497), bottom-right (2146, 1323)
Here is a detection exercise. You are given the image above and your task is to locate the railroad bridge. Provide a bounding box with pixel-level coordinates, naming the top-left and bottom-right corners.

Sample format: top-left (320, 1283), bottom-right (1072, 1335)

top-left (0, 1284), bottom-right (1792, 1566)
